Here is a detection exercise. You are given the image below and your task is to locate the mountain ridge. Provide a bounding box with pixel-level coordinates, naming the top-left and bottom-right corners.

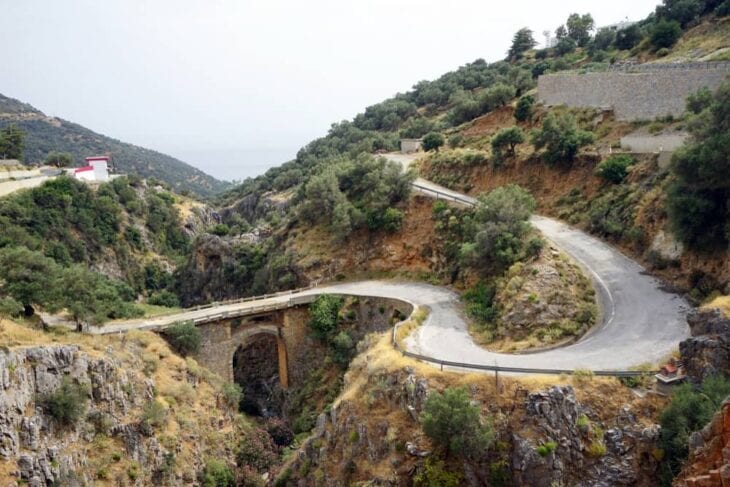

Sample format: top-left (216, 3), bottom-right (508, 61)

top-left (0, 93), bottom-right (228, 197)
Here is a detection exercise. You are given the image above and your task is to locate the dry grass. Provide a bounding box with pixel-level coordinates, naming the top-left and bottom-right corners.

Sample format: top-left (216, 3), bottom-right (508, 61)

top-left (702, 295), bottom-right (730, 317)
top-left (394, 306), bottom-right (429, 346)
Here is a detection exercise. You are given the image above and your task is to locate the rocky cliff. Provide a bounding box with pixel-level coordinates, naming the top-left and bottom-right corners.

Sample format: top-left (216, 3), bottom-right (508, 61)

top-left (280, 335), bottom-right (664, 486)
top-left (680, 308), bottom-right (730, 382)
top-left (0, 323), bottom-right (241, 486)
top-left (675, 398), bottom-right (730, 487)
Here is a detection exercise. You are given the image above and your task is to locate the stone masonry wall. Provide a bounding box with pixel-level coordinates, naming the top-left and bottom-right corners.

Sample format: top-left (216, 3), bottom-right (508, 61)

top-left (538, 66), bottom-right (729, 120)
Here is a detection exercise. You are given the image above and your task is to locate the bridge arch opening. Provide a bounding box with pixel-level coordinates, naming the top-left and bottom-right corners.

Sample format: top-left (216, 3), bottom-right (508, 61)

top-left (232, 332), bottom-right (288, 417)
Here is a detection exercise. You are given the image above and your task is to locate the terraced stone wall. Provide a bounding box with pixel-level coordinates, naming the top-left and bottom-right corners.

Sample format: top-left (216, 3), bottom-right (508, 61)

top-left (538, 65), bottom-right (729, 120)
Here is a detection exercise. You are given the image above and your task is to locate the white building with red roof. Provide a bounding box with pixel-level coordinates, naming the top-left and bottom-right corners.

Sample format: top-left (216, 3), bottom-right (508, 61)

top-left (73, 156), bottom-right (109, 182)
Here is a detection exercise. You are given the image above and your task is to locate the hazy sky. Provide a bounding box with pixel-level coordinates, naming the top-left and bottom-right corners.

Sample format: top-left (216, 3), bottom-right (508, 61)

top-left (2, 0), bottom-right (658, 181)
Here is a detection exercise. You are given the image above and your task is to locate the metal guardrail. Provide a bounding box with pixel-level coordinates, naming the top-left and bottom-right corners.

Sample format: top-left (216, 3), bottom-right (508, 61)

top-left (390, 318), bottom-right (655, 377)
top-left (411, 182), bottom-right (476, 207)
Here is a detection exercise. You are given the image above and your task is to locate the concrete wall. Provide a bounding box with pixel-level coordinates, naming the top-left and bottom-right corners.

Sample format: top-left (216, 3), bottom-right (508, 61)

top-left (620, 132), bottom-right (689, 152)
top-left (537, 65), bottom-right (729, 120)
top-left (400, 139), bottom-right (422, 153)
top-left (0, 169), bottom-right (42, 181)
top-left (0, 176), bottom-right (50, 198)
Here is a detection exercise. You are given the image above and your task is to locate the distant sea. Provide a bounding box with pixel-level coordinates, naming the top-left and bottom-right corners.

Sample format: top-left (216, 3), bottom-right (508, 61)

top-left (173, 146), bottom-right (300, 183)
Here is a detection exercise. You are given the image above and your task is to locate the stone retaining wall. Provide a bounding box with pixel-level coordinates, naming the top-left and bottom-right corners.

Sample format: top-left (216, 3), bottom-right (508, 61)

top-left (538, 66), bottom-right (729, 120)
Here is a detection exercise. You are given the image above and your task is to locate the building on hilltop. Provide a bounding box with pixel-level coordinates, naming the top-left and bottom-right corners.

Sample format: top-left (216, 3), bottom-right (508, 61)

top-left (71, 156), bottom-right (110, 182)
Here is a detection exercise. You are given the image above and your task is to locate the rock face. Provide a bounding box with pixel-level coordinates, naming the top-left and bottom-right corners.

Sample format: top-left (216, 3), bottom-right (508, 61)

top-left (182, 204), bottom-right (221, 238)
top-left (680, 309), bottom-right (730, 382)
top-left (285, 363), bottom-right (661, 487)
top-left (0, 343), bottom-right (230, 486)
top-left (675, 398), bottom-right (730, 487)
top-left (511, 385), bottom-right (660, 487)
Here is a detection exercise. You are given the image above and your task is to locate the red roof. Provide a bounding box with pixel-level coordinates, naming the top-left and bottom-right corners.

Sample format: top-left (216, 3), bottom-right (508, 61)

top-left (74, 165), bottom-right (94, 173)
top-left (85, 156), bottom-right (110, 162)
top-left (661, 363), bottom-right (678, 374)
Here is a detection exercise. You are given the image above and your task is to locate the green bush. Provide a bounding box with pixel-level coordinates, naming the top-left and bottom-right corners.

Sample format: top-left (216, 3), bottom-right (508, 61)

top-left (422, 132), bottom-right (446, 152)
top-left (200, 459), bottom-right (235, 487)
top-left (658, 375), bottom-right (730, 485)
top-left (237, 428), bottom-right (278, 472)
top-left (491, 126), bottom-right (525, 160)
top-left (207, 223), bottom-right (231, 236)
top-left (420, 387), bottom-right (494, 458)
top-left (595, 155), bottom-right (634, 184)
top-left (531, 113), bottom-right (594, 166)
top-left (39, 377), bottom-right (90, 426)
top-left (651, 19), bottom-right (682, 49)
top-left (222, 382), bottom-right (243, 410)
top-left (331, 331), bottom-right (355, 368)
top-left (536, 441), bottom-right (557, 457)
top-left (142, 399), bottom-right (167, 428)
top-left (0, 297), bottom-right (22, 318)
top-left (381, 207), bottom-right (404, 233)
top-left (413, 458), bottom-right (462, 487)
top-left (514, 95), bottom-right (534, 122)
top-left (147, 290), bottom-right (180, 308)
top-left (667, 81), bottom-right (730, 249)
top-left (308, 294), bottom-right (343, 339)
top-left (164, 321), bottom-right (202, 356)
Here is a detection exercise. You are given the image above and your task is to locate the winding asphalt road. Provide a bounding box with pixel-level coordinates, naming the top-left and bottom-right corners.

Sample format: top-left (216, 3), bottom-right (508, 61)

top-left (100, 154), bottom-right (690, 371)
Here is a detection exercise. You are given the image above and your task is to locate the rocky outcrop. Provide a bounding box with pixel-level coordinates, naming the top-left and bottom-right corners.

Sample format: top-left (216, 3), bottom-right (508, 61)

top-left (511, 385), bottom-right (661, 487)
top-left (680, 309), bottom-right (730, 382)
top-left (675, 398), bottom-right (730, 487)
top-left (0, 343), bottom-right (235, 486)
top-left (284, 364), bottom-right (662, 487)
top-left (221, 191), bottom-right (292, 225)
top-left (182, 204), bottom-right (221, 237)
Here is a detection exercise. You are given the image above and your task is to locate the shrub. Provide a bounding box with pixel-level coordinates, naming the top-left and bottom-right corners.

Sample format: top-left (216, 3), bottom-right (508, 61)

top-left (237, 428), bottom-right (278, 472)
top-left (460, 185), bottom-right (536, 274)
top-left (420, 387), bottom-right (494, 458)
top-left (422, 132), bottom-right (445, 152)
top-left (147, 290), bottom-right (180, 308)
top-left (658, 375), bottom-right (730, 485)
top-left (200, 459), bottom-right (235, 487)
top-left (381, 207), bottom-right (404, 233)
top-left (39, 377), bottom-right (89, 426)
top-left (651, 20), bottom-right (682, 49)
top-left (536, 441), bottom-right (557, 456)
top-left (491, 126), bottom-right (525, 160)
top-left (531, 113), bottom-right (594, 166)
top-left (525, 237), bottom-right (545, 259)
top-left (0, 297), bottom-right (22, 318)
top-left (207, 223), bottom-right (231, 236)
top-left (514, 95), bottom-right (534, 122)
top-left (595, 155), bottom-right (634, 184)
top-left (142, 399), bottom-right (167, 428)
top-left (615, 24), bottom-right (643, 50)
top-left (587, 440), bottom-right (607, 457)
top-left (448, 134), bottom-right (464, 148)
top-left (331, 331), bottom-right (355, 368)
top-left (308, 294), bottom-right (343, 339)
top-left (667, 81), bottom-right (730, 249)
top-left (165, 321), bottom-right (201, 356)
top-left (222, 382), bottom-right (243, 410)
top-left (686, 87), bottom-right (713, 114)
top-left (413, 458), bottom-right (462, 487)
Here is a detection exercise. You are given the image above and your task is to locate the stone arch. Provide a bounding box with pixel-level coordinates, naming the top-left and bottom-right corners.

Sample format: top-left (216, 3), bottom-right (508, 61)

top-left (229, 326), bottom-right (289, 390)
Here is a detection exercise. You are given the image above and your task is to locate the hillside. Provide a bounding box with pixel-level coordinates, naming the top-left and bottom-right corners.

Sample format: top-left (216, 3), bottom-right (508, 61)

top-left (0, 94), bottom-right (227, 197)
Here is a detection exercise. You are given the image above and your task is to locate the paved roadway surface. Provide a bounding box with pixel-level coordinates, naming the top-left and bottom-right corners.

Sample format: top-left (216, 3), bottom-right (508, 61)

top-left (101, 152), bottom-right (690, 371)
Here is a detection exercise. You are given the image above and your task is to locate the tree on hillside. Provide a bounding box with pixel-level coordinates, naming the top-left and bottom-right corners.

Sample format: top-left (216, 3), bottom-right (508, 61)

top-left (667, 81), bottom-right (730, 249)
top-left (0, 124), bottom-right (25, 161)
top-left (420, 387), bottom-right (494, 458)
top-left (566, 13), bottom-right (595, 47)
top-left (165, 321), bottom-right (202, 356)
top-left (531, 112), bottom-right (594, 166)
top-left (507, 28), bottom-right (537, 61)
top-left (555, 25), bottom-right (568, 40)
top-left (0, 247), bottom-right (62, 315)
top-left (615, 24), bottom-right (644, 50)
top-left (460, 184), bottom-right (536, 273)
top-left (591, 27), bottom-right (616, 52)
top-left (308, 294), bottom-right (343, 340)
top-left (656, 0), bottom-right (702, 27)
top-left (422, 132), bottom-right (445, 152)
top-left (514, 95), bottom-right (535, 122)
top-left (491, 126), bottom-right (525, 160)
top-left (555, 36), bottom-right (577, 56)
top-left (651, 19), bottom-right (682, 49)
top-left (45, 151), bottom-right (74, 168)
